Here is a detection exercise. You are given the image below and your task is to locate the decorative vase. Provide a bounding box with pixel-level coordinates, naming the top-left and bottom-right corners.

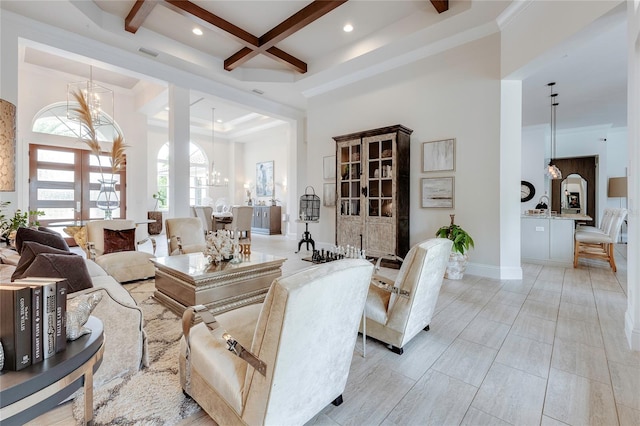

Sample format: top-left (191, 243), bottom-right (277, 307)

top-left (445, 252), bottom-right (468, 280)
top-left (96, 178), bottom-right (119, 219)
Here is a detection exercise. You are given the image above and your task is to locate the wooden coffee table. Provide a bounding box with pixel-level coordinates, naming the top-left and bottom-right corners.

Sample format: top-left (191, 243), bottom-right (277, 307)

top-left (151, 251), bottom-right (286, 316)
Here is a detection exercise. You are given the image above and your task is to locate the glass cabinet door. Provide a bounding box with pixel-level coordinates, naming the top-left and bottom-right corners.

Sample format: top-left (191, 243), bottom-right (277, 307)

top-left (366, 137), bottom-right (394, 218)
top-left (338, 141), bottom-right (361, 216)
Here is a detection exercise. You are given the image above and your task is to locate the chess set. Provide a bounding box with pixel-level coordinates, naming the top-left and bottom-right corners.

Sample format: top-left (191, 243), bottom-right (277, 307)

top-left (304, 245), bottom-right (366, 264)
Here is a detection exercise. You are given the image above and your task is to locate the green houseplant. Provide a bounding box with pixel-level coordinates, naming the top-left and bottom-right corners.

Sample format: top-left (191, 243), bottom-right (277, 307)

top-left (435, 214), bottom-right (474, 279)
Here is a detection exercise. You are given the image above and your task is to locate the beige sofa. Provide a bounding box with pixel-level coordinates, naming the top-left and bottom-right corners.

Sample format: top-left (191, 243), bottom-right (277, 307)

top-left (0, 248), bottom-right (148, 387)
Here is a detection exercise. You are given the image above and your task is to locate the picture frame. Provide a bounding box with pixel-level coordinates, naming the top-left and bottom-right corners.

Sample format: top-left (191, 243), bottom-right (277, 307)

top-left (323, 183), bottom-right (336, 207)
top-left (256, 161), bottom-right (274, 197)
top-left (421, 177), bottom-right (454, 208)
top-left (323, 155), bottom-right (336, 180)
top-left (422, 138), bottom-right (455, 172)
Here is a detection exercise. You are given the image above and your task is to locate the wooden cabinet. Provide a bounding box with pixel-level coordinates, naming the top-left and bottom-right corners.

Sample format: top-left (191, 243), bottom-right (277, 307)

top-left (333, 125), bottom-right (412, 259)
top-left (251, 206), bottom-right (281, 235)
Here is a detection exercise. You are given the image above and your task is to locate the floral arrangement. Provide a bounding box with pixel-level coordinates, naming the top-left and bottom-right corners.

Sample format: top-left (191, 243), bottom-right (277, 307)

top-left (204, 230), bottom-right (235, 263)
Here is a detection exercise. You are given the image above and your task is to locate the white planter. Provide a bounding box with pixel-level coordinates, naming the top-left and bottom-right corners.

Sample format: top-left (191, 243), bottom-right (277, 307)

top-left (445, 252), bottom-right (468, 280)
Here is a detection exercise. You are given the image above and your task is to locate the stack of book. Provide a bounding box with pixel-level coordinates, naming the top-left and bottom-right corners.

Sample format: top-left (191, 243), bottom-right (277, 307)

top-left (0, 278), bottom-right (67, 371)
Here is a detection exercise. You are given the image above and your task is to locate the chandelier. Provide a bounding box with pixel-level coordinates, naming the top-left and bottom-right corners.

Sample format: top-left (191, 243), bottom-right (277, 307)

top-left (208, 107), bottom-right (228, 187)
top-left (67, 66), bottom-right (113, 128)
top-left (546, 82), bottom-right (562, 179)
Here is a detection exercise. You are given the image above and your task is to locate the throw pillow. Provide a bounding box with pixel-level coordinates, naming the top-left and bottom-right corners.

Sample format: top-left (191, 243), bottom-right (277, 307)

top-left (15, 227), bottom-right (70, 255)
top-left (22, 253), bottom-right (93, 293)
top-left (103, 228), bottom-right (136, 254)
top-left (11, 241), bottom-right (74, 282)
top-left (66, 292), bottom-right (103, 341)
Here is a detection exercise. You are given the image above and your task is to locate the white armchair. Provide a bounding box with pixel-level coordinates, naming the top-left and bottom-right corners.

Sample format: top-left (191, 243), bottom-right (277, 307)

top-left (179, 259), bottom-right (374, 425)
top-left (85, 219), bottom-right (155, 283)
top-left (362, 238), bottom-right (452, 354)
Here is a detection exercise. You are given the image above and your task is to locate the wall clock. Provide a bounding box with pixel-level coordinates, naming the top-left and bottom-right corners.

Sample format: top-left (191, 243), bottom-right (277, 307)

top-left (521, 180), bottom-right (535, 202)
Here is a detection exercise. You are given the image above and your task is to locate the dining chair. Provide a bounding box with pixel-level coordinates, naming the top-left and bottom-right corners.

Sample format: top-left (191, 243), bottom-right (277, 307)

top-left (225, 206), bottom-right (254, 241)
top-left (574, 208), bottom-right (627, 271)
top-left (192, 206), bottom-right (214, 233)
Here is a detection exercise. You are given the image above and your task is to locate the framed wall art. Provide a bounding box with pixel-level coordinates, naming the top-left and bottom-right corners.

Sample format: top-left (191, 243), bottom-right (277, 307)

top-left (323, 155), bottom-right (336, 180)
top-left (422, 138), bottom-right (455, 172)
top-left (323, 183), bottom-right (336, 206)
top-left (421, 177), bottom-right (454, 208)
top-left (256, 161), bottom-right (274, 197)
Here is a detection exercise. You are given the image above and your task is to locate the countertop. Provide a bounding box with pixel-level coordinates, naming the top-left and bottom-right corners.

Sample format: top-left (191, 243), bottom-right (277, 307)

top-left (522, 213), bottom-right (592, 221)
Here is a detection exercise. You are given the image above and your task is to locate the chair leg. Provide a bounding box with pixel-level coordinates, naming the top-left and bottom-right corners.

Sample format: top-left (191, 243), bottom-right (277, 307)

top-left (573, 238), bottom-right (580, 268)
top-left (608, 243), bottom-right (617, 272)
top-left (332, 395), bottom-right (343, 406)
top-left (387, 345), bottom-right (404, 355)
top-left (423, 324), bottom-right (430, 331)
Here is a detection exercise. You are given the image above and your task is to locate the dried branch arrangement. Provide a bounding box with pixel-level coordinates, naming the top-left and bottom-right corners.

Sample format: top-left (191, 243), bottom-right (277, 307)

top-left (71, 90), bottom-right (128, 175)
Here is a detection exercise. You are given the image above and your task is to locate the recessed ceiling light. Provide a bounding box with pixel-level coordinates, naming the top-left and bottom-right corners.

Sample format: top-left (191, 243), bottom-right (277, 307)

top-left (216, 119), bottom-right (223, 123)
top-left (343, 23), bottom-right (353, 33)
top-left (192, 28), bottom-right (203, 36)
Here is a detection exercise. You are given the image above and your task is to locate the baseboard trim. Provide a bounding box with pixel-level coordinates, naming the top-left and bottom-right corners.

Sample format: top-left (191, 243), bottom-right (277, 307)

top-left (625, 310), bottom-right (640, 351)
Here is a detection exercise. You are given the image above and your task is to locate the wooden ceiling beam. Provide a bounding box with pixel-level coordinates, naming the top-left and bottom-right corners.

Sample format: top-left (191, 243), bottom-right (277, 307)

top-left (430, 0), bottom-right (449, 14)
top-left (125, 0), bottom-right (159, 33)
top-left (263, 47), bottom-right (308, 74)
top-left (163, 0), bottom-right (258, 47)
top-left (224, 0), bottom-right (347, 72)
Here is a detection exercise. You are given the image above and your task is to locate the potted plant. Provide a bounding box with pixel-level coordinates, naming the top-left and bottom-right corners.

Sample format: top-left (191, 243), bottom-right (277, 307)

top-left (435, 214), bottom-right (474, 279)
top-left (0, 202), bottom-right (45, 246)
top-left (148, 192), bottom-right (165, 235)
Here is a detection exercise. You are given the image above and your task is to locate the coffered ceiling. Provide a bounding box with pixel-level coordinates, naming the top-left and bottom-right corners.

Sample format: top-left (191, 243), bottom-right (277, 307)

top-left (3, 1), bottom-right (629, 136)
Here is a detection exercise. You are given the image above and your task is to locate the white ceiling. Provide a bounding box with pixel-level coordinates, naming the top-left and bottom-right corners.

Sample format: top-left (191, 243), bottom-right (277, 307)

top-left (3, 0), bottom-right (629, 136)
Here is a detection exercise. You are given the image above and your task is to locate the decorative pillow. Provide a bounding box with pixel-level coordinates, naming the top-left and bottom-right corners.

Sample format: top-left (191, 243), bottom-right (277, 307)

top-left (11, 241), bottom-right (74, 282)
top-left (15, 227), bottom-right (70, 255)
top-left (66, 292), bottom-right (103, 341)
top-left (103, 228), bottom-right (136, 254)
top-left (22, 253), bottom-right (93, 293)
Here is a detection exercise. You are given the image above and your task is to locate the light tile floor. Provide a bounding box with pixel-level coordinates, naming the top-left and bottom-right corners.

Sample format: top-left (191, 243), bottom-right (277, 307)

top-left (34, 236), bottom-right (640, 425)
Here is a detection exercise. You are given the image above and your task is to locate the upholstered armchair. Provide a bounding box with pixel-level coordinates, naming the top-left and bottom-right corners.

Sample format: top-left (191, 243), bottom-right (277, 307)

top-left (574, 208), bottom-right (627, 271)
top-left (362, 238), bottom-right (452, 355)
top-left (85, 219), bottom-right (156, 283)
top-left (165, 217), bottom-right (206, 255)
top-left (179, 259), bottom-right (374, 425)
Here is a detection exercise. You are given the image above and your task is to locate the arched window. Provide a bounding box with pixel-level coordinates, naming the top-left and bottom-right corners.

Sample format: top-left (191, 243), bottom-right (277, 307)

top-left (157, 142), bottom-right (209, 209)
top-left (32, 101), bottom-right (123, 141)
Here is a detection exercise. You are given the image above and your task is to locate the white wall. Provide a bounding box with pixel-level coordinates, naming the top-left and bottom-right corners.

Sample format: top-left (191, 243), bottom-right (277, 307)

top-left (307, 34), bottom-right (503, 274)
top-left (239, 124), bottom-right (291, 234)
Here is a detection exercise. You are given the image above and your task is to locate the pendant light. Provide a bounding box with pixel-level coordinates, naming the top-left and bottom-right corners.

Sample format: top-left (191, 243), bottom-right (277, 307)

top-left (546, 82), bottom-right (562, 179)
top-left (208, 107), bottom-right (228, 187)
top-left (67, 66), bottom-right (113, 127)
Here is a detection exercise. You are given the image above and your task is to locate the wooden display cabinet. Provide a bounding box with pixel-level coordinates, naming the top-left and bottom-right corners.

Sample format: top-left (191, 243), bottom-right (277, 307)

top-left (332, 125), bottom-right (412, 259)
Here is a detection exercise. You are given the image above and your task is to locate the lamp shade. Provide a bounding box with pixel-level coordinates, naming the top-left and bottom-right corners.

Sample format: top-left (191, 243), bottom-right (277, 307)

top-left (0, 99), bottom-right (16, 192)
top-left (608, 177), bottom-right (627, 198)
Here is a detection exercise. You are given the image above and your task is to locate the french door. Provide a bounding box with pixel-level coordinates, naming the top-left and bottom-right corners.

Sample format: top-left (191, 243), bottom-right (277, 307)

top-left (29, 144), bottom-right (126, 226)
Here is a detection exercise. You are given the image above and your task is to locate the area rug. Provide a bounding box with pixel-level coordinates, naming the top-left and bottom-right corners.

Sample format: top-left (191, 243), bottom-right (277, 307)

top-left (72, 280), bottom-right (202, 425)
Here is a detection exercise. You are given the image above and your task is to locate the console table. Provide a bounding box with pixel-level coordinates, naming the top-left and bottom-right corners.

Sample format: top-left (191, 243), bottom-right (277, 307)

top-left (0, 316), bottom-right (104, 425)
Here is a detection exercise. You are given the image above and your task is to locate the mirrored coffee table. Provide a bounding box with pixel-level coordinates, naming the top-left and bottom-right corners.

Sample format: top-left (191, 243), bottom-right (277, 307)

top-left (151, 251), bottom-right (286, 316)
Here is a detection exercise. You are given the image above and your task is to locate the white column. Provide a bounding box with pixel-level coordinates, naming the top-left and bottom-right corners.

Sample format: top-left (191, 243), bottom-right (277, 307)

top-left (168, 85), bottom-right (191, 218)
top-left (500, 80), bottom-right (524, 279)
top-left (625, 2), bottom-right (640, 351)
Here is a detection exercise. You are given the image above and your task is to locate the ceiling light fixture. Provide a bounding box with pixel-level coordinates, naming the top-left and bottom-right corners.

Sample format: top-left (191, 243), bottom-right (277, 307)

top-left (192, 28), bottom-right (203, 36)
top-left (208, 107), bottom-right (228, 187)
top-left (343, 23), bottom-right (353, 32)
top-left (67, 65), bottom-right (113, 128)
top-left (546, 82), bottom-right (562, 180)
